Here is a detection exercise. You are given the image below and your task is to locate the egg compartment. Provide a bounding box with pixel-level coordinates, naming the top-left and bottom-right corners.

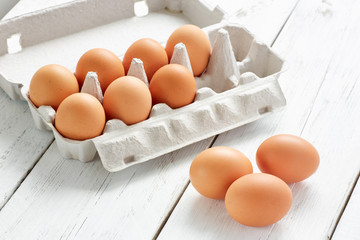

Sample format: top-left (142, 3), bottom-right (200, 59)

top-left (94, 23), bottom-right (285, 172)
top-left (15, 22), bottom-right (285, 172)
top-left (0, 0), bottom-right (285, 172)
top-left (49, 23), bottom-right (284, 172)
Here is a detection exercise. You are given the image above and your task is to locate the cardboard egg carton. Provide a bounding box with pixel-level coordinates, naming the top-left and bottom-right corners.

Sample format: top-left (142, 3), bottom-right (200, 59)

top-left (0, 0), bottom-right (285, 172)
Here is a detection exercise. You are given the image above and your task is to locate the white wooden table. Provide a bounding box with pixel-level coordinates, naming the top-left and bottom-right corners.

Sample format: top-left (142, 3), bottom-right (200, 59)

top-left (0, 0), bottom-right (359, 239)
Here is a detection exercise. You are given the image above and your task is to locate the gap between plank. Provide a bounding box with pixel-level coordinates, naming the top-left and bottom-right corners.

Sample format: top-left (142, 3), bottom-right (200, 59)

top-left (265, 2), bottom-right (337, 239)
top-left (299, 62), bottom-right (332, 137)
top-left (153, 135), bottom-right (219, 240)
top-left (270, 0), bottom-right (301, 47)
top-left (0, 139), bottom-right (55, 212)
top-left (328, 171), bottom-right (360, 239)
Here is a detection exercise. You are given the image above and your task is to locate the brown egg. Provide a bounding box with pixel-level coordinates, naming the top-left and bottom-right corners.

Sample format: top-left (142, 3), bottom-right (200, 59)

top-left (149, 64), bottom-right (196, 109)
top-left (122, 38), bottom-right (168, 81)
top-left (103, 76), bottom-right (152, 125)
top-left (256, 134), bottom-right (320, 183)
top-left (75, 48), bottom-right (125, 93)
top-left (55, 93), bottom-right (105, 140)
top-left (225, 173), bottom-right (293, 227)
top-left (189, 147), bottom-right (253, 200)
top-left (165, 24), bottom-right (211, 76)
top-left (29, 64), bottom-right (79, 110)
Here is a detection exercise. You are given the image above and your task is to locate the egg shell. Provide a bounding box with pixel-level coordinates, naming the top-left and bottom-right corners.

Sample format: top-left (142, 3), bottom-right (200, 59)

top-left (29, 64), bottom-right (79, 110)
top-left (103, 76), bottom-right (152, 125)
top-left (55, 93), bottom-right (106, 141)
top-left (75, 48), bottom-right (125, 93)
top-left (189, 146), bottom-right (253, 200)
top-left (123, 38), bottom-right (168, 81)
top-left (256, 134), bottom-right (320, 183)
top-left (149, 64), bottom-right (196, 109)
top-left (165, 24), bottom-right (211, 76)
top-left (225, 173), bottom-right (293, 227)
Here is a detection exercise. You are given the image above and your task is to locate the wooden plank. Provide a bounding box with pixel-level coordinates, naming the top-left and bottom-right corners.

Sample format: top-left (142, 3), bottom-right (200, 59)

top-left (157, 0), bottom-right (360, 239)
top-left (0, 139), bottom-right (213, 239)
top-left (0, 88), bottom-right (53, 209)
top-left (332, 175), bottom-right (360, 240)
top-left (212, 0), bottom-right (301, 44)
top-left (207, 0), bottom-right (300, 44)
top-left (0, 0), bottom-right (298, 239)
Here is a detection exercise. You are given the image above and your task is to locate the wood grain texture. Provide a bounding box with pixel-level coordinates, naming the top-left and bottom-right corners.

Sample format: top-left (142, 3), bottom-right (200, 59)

top-left (0, 0), bottom-right (299, 239)
top-left (220, 0), bottom-right (301, 45)
top-left (0, 88), bottom-right (53, 209)
top-left (333, 175), bottom-right (360, 240)
top-left (158, 0), bottom-right (360, 239)
top-left (0, 139), bottom-right (213, 239)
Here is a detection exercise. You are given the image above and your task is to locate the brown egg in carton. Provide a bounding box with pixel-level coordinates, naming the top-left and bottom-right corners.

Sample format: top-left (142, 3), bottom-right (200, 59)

top-left (21, 22), bottom-right (286, 172)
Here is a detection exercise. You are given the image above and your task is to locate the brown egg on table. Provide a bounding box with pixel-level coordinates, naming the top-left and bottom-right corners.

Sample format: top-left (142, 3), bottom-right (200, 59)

top-left (75, 48), bottom-right (125, 93)
top-left (29, 64), bottom-right (79, 110)
top-left (122, 38), bottom-right (168, 81)
top-left (189, 146), bottom-right (253, 200)
top-left (225, 173), bottom-right (293, 227)
top-left (55, 93), bottom-right (106, 141)
top-left (103, 76), bottom-right (152, 125)
top-left (149, 64), bottom-right (196, 109)
top-left (256, 134), bottom-right (320, 183)
top-left (165, 24), bottom-right (211, 76)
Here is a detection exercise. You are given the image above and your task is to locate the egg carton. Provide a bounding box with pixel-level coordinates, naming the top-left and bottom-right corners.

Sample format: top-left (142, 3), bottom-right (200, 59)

top-left (0, 0), bottom-right (285, 172)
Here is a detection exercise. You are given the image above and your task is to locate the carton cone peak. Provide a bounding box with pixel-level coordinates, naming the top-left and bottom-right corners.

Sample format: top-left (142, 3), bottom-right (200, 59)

top-left (170, 43), bottom-right (193, 74)
top-left (81, 72), bottom-right (103, 103)
top-left (127, 58), bottom-right (149, 86)
top-left (198, 28), bottom-right (240, 92)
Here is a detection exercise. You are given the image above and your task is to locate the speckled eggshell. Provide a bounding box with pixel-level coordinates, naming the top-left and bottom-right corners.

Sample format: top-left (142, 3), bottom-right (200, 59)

top-left (55, 93), bottom-right (106, 140)
top-left (103, 76), bottom-right (152, 125)
top-left (149, 64), bottom-right (196, 109)
top-left (256, 134), bottom-right (320, 183)
top-left (189, 146), bottom-right (253, 200)
top-left (29, 64), bottom-right (79, 110)
top-left (225, 173), bottom-right (293, 227)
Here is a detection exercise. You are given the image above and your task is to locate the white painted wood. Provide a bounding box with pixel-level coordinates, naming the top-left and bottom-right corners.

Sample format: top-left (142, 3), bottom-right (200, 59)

top-left (0, 139), bottom-right (213, 239)
top-left (0, 88), bottom-right (53, 209)
top-left (0, 0), bottom-right (299, 239)
top-left (210, 0), bottom-right (301, 45)
top-left (333, 176), bottom-right (360, 240)
top-left (158, 0), bottom-right (360, 239)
